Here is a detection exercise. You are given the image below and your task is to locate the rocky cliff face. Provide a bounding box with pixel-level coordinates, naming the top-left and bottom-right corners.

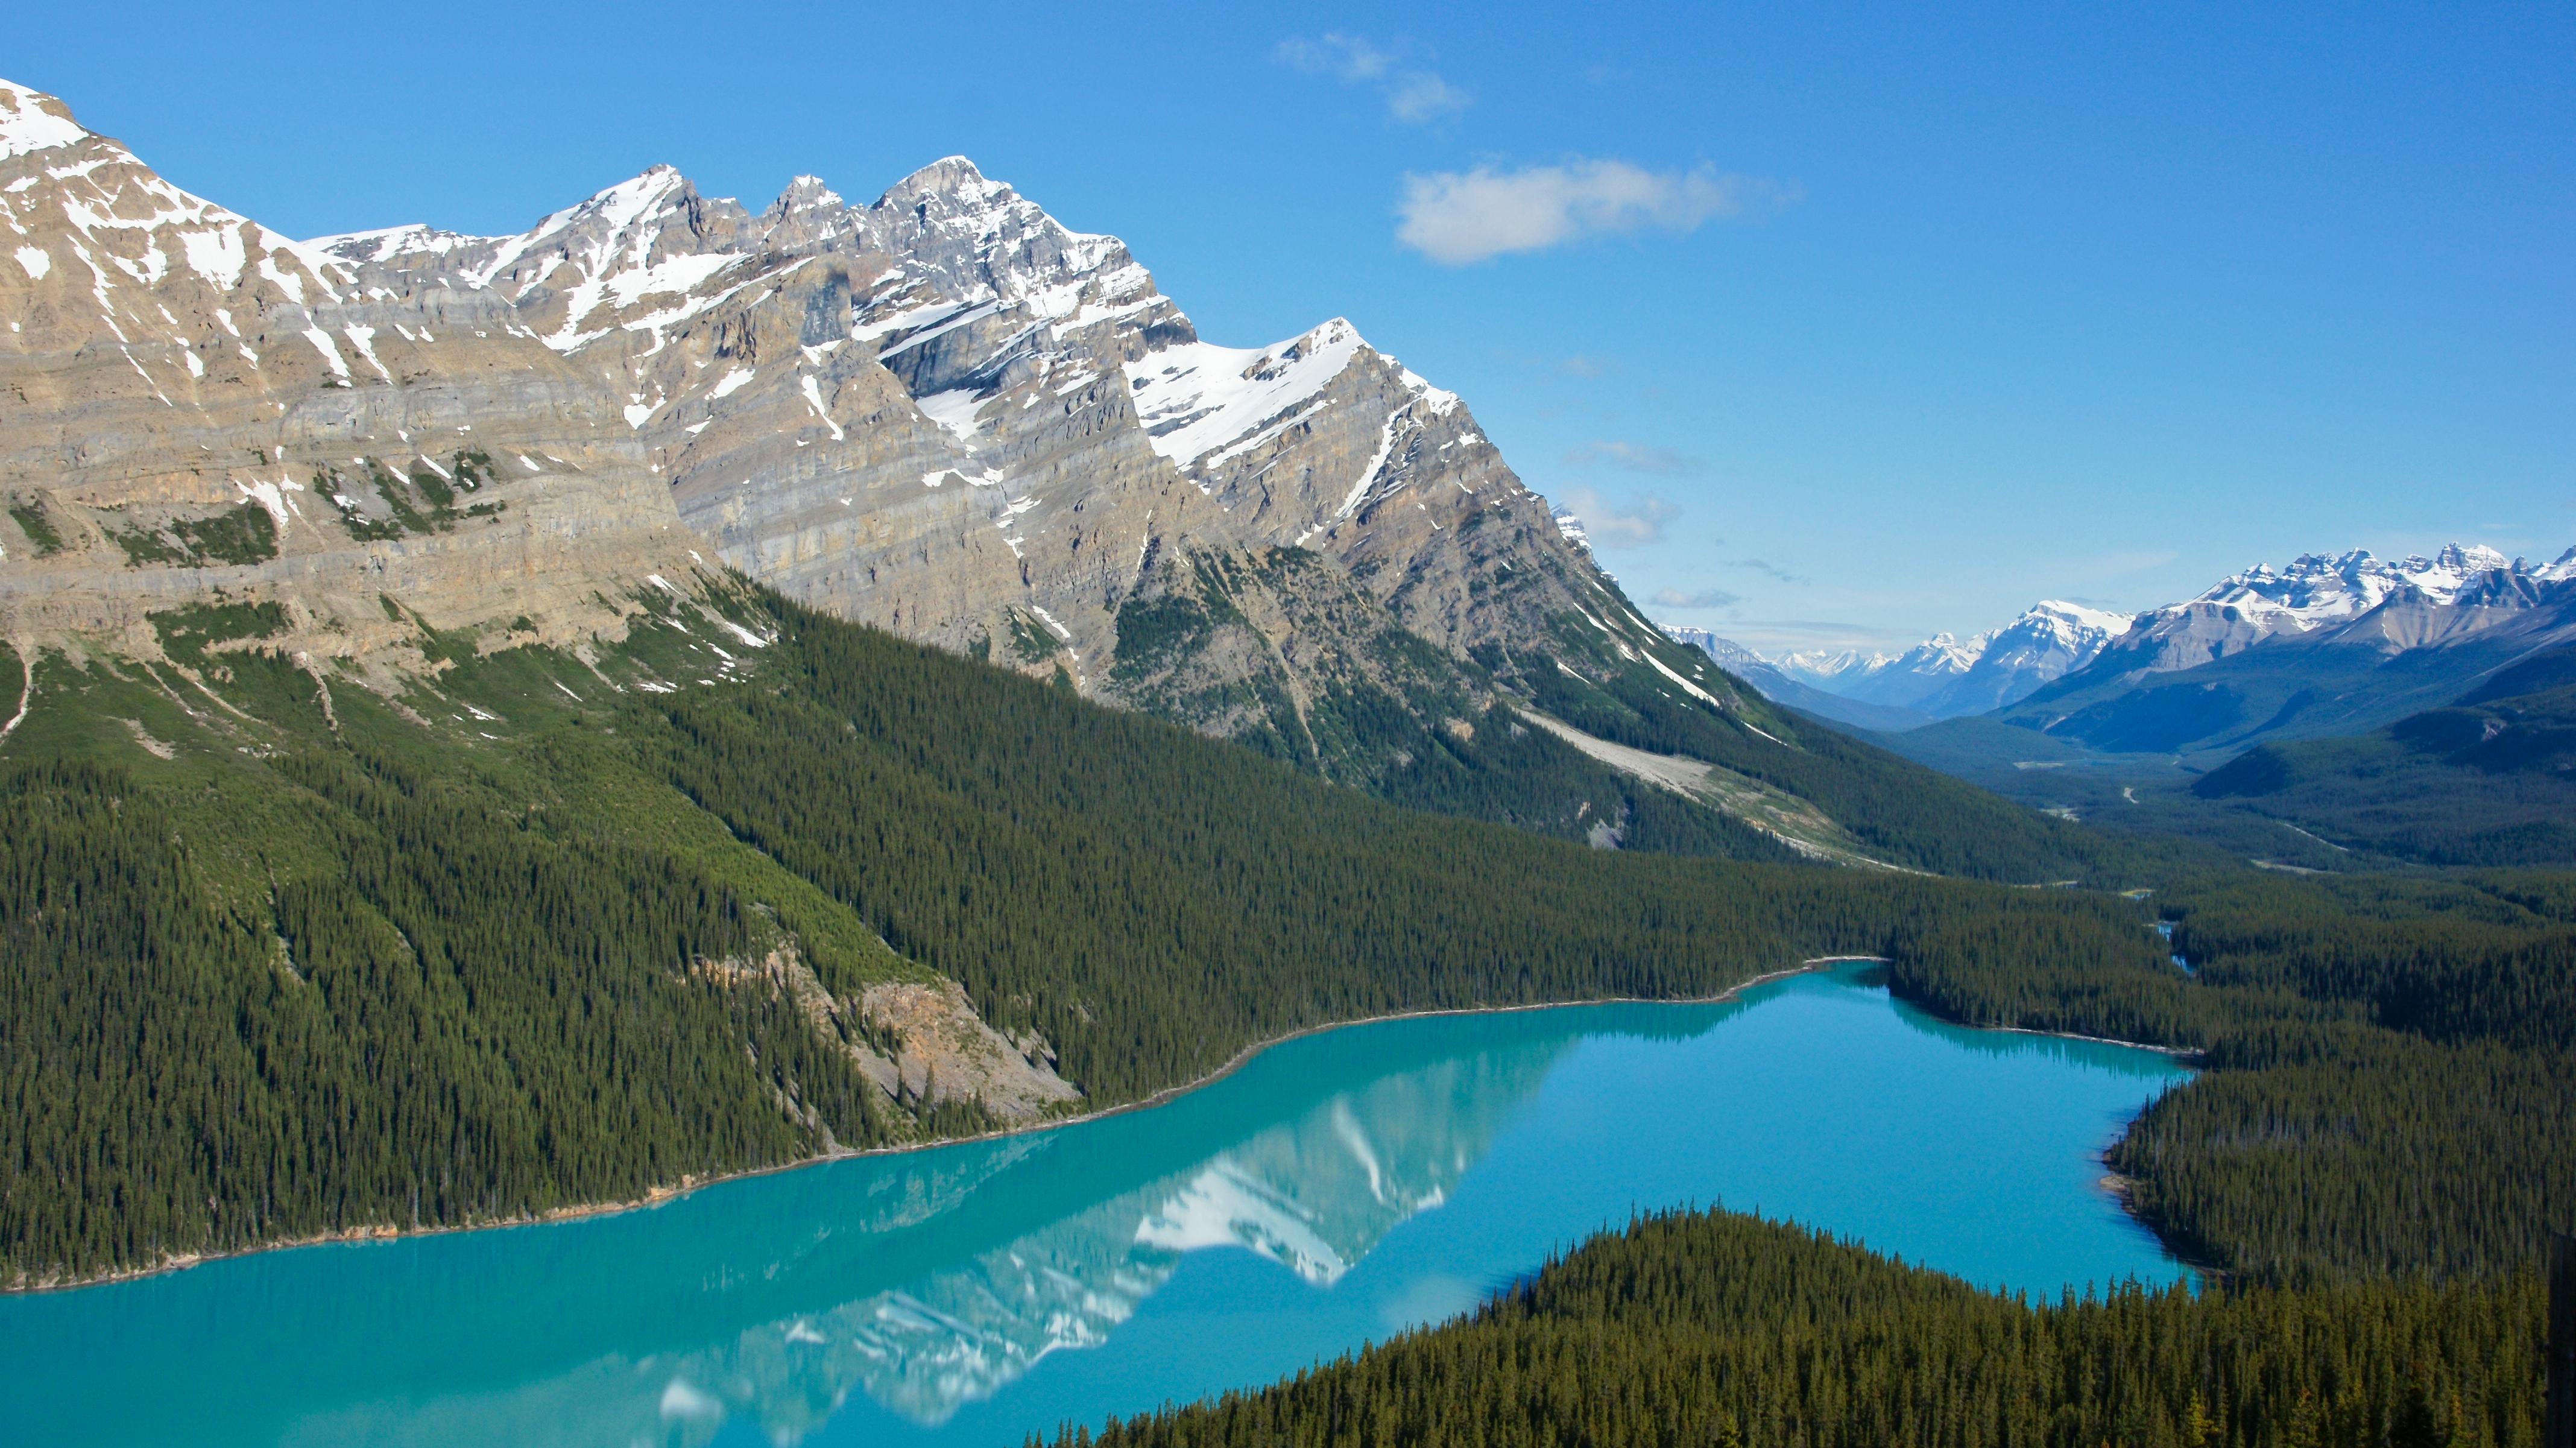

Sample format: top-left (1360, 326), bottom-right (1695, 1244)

top-left (312, 153), bottom-right (1720, 774)
top-left (0, 81), bottom-right (698, 678)
top-left (4, 71), bottom-right (1776, 800)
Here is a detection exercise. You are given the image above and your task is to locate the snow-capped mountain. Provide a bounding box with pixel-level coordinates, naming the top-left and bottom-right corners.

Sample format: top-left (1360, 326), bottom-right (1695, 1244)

top-left (1661, 626), bottom-right (1943, 732)
top-left (1659, 626), bottom-right (1763, 672)
top-left (2001, 543), bottom-right (2576, 756)
top-left (1772, 601), bottom-right (2135, 720)
top-left (300, 146), bottom-right (1725, 771)
top-left (2095, 544), bottom-right (2530, 676)
top-left (1747, 545), bottom-right (2575, 735)
top-left (5, 76), bottom-right (1750, 787)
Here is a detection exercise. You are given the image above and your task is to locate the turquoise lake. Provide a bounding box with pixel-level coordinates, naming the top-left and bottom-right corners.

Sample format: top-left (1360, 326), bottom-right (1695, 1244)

top-left (0, 965), bottom-right (2191, 1446)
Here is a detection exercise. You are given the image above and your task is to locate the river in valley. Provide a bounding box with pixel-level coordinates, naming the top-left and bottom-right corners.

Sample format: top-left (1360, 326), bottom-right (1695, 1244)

top-left (0, 964), bottom-right (2192, 1446)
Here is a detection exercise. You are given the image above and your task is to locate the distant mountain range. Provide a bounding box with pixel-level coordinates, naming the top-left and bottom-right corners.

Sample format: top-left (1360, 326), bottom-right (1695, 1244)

top-left (1665, 599), bottom-right (2136, 728)
top-left (1772, 601), bottom-right (2138, 721)
top-left (1666, 543), bottom-right (2576, 760)
top-left (2003, 544), bottom-right (2576, 757)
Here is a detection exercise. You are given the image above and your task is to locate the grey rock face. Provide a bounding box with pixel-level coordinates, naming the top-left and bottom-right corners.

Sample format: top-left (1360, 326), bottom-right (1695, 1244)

top-left (3, 71), bottom-right (1747, 780)
top-left (0, 81), bottom-right (699, 671)
top-left (312, 153), bottom-right (1706, 762)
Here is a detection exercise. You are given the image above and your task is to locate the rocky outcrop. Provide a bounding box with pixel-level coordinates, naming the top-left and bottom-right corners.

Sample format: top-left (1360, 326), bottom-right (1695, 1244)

top-left (312, 150), bottom-right (1732, 770)
top-left (857, 979), bottom-right (1081, 1124)
top-left (696, 944), bottom-right (1079, 1127)
top-left (0, 81), bottom-right (697, 674)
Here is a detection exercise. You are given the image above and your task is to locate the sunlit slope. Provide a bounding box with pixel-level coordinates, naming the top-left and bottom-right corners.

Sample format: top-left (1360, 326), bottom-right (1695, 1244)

top-left (0, 579), bottom-right (2177, 1286)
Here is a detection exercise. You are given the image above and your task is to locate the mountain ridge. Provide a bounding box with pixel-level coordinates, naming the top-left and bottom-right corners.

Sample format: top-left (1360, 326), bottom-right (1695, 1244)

top-left (301, 144), bottom-right (1745, 785)
top-left (1673, 541), bottom-right (2576, 751)
top-left (2, 74), bottom-right (2117, 886)
top-left (2003, 543), bottom-right (2576, 756)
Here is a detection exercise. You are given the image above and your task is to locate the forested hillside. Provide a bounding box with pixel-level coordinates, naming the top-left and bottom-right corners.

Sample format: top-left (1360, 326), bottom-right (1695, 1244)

top-left (1064, 1210), bottom-right (2543, 1448)
top-left (1051, 797), bottom-right (2575, 1448)
top-left (0, 582), bottom-right (2174, 1286)
top-left (1892, 867), bottom-right (2576, 1283)
top-left (2192, 645), bottom-right (2576, 867)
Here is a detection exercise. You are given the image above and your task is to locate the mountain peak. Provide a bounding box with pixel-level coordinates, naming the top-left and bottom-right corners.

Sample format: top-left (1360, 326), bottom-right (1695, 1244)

top-left (772, 174), bottom-right (844, 209)
top-left (2026, 599), bottom-right (2136, 636)
top-left (879, 155), bottom-right (1008, 209)
top-left (560, 164), bottom-right (696, 224)
top-left (0, 79), bottom-right (90, 162)
top-left (2431, 542), bottom-right (2511, 572)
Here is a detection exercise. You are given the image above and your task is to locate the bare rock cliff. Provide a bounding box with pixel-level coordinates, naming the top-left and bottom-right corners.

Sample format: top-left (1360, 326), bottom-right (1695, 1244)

top-left (0, 81), bottom-right (698, 674)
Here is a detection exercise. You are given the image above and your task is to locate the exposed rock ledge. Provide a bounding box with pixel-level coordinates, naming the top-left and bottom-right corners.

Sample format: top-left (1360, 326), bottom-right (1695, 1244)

top-left (697, 945), bottom-right (1079, 1127)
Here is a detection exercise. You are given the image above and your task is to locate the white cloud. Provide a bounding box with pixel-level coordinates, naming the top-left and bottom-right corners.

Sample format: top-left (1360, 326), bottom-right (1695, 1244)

top-left (1564, 439), bottom-right (1705, 476)
top-left (1723, 557), bottom-right (1811, 586)
top-left (1558, 486), bottom-right (1677, 549)
top-left (1278, 32), bottom-right (1392, 80)
top-left (1386, 72), bottom-right (1470, 122)
top-left (1277, 34), bottom-right (1470, 124)
top-left (1652, 586), bottom-right (1741, 609)
top-left (1397, 160), bottom-right (1773, 265)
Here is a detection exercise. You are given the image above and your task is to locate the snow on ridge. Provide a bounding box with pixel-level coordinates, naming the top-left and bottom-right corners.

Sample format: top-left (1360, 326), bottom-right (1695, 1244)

top-left (2028, 599), bottom-right (2136, 637)
top-left (772, 174), bottom-right (844, 209)
top-left (1782, 599), bottom-right (2133, 691)
top-left (599, 250), bottom-right (744, 308)
top-left (3, 90), bottom-right (352, 317)
top-left (307, 222), bottom-right (494, 267)
top-left (2177, 541), bottom-right (2539, 630)
top-left (0, 80), bottom-right (90, 162)
top-left (1123, 318), bottom-right (1369, 468)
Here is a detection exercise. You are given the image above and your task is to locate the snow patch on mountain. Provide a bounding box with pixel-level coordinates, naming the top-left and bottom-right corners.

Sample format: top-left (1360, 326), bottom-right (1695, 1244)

top-left (1126, 320), bottom-right (1368, 468)
top-left (2180, 543), bottom-right (2516, 627)
top-left (0, 81), bottom-right (87, 161)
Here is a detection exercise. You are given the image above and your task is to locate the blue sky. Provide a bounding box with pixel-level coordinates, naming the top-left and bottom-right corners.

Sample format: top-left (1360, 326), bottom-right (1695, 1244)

top-left (13, 2), bottom-right (2570, 654)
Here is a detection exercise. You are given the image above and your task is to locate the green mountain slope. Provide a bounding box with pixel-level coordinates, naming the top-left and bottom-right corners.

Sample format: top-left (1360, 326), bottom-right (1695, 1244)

top-left (1492, 625), bottom-right (2123, 882)
top-left (2192, 645), bottom-right (2576, 866)
top-left (1115, 536), bottom-right (2118, 885)
top-left (0, 581), bottom-right (2172, 1286)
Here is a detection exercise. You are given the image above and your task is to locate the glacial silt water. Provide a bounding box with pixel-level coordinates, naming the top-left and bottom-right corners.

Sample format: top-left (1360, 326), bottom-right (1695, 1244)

top-left (0, 965), bottom-right (2191, 1446)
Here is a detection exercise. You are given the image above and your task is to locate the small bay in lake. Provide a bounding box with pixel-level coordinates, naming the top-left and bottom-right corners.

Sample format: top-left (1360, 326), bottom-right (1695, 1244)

top-left (0, 965), bottom-right (2191, 1446)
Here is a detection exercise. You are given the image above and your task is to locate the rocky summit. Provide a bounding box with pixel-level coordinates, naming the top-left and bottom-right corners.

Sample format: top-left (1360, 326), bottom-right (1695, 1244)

top-left (308, 153), bottom-right (1697, 774)
top-left (1, 77), bottom-right (1734, 777)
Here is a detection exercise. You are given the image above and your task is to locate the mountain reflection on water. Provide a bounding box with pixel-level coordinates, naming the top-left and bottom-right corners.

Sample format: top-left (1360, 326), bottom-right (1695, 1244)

top-left (0, 969), bottom-right (2191, 1448)
top-left (707, 1039), bottom-right (1569, 1436)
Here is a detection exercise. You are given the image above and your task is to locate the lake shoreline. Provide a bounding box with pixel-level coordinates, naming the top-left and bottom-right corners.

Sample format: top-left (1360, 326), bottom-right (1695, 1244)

top-left (10, 953), bottom-right (2197, 1296)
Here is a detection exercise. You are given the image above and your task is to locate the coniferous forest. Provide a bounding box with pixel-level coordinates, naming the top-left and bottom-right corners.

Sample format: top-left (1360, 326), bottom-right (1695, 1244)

top-left (0, 589), bottom-right (2164, 1283)
top-left (1059, 1210), bottom-right (2545, 1448)
top-left (1, 584), bottom-right (2569, 1448)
